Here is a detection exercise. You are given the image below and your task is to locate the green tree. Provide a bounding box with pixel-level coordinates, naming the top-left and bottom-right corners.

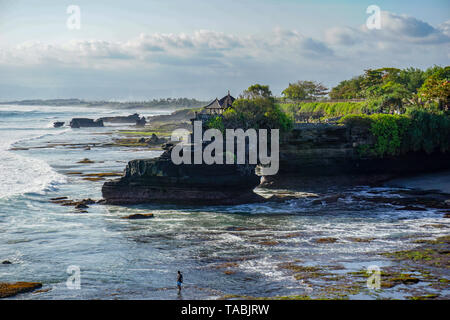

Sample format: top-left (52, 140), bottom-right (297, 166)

top-left (282, 81), bottom-right (328, 100)
top-left (329, 76), bottom-right (364, 99)
top-left (242, 84), bottom-right (273, 99)
top-left (222, 97), bottom-right (293, 132)
top-left (397, 67), bottom-right (426, 93)
top-left (418, 66), bottom-right (450, 110)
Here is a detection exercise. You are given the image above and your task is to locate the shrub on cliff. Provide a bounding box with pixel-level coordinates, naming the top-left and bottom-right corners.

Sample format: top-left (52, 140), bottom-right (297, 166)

top-left (280, 101), bottom-right (376, 121)
top-left (340, 111), bottom-right (450, 157)
top-left (222, 97), bottom-right (294, 132)
top-left (369, 114), bottom-right (411, 157)
top-left (205, 115), bottom-right (225, 133)
top-left (404, 109), bottom-right (450, 154)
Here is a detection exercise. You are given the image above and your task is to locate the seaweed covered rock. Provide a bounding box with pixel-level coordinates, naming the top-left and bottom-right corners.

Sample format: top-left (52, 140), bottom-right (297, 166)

top-left (0, 282), bottom-right (42, 298)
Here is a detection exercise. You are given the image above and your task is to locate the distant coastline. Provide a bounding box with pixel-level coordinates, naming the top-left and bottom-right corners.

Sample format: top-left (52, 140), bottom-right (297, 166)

top-left (1, 98), bottom-right (207, 109)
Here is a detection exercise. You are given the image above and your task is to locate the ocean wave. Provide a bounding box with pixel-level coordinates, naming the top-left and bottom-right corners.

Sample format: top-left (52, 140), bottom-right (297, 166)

top-left (0, 129), bottom-right (69, 199)
top-left (0, 150), bottom-right (67, 199)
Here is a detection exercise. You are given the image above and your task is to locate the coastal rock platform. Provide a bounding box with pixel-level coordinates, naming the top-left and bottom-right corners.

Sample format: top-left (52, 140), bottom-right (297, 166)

top-left (102, 150), bottom-right (263, 205)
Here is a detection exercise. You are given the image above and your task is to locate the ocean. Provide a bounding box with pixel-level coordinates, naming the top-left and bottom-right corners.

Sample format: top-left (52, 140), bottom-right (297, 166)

top-left (0, 104), bottom-right (448, 300)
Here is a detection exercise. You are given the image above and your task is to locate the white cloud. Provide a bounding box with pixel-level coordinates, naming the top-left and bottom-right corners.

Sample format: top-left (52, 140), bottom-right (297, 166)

top-left (1, 28), bottom-right (334, 69)
top-left (0, 10), bottom-right (448, 100)
top-left (325, 11), bottom-right (450, 47)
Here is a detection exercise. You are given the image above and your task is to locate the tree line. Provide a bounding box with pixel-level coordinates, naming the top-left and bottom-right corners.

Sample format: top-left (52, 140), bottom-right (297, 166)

top-left (281, 65), bottom-right (449, 112)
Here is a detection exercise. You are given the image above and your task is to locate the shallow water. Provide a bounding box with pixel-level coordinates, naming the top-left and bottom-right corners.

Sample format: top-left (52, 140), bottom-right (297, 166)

top-left (0, 104), bottom-right (448, 300)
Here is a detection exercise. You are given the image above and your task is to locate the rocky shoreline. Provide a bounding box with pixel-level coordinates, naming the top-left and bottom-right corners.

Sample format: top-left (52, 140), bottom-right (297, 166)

top-left (101, 122), bottom-right (450, 205)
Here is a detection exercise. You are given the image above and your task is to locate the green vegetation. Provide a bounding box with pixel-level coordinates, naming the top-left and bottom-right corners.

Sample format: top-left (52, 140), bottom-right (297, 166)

top-left (198, 65), bottom-right (449, 160)
top-left (279, 65), bottom-right (449, 123)
top-left (329, 66), bottom-right (449, 112)
top-left (206, 85), bottom-right (294, 133)
top-left (340, 110), bottom-right (450, 157)
top-left (282, 81), bottom-right (328, 100)
top-left (280, 101), bottom-right (370, 121)
top-left (242, 84), bottom-right (273, 99)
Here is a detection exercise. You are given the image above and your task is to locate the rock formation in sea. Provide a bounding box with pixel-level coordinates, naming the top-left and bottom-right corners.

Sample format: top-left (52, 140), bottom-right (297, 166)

top-left (98, 113), bottom-right (141, 124)
top-left (135, 117), bottom-right (147, 127)
top-left (53, 121), bottom-right (64, 128)
top-left (102, 145), bottom-right (263, 205)
top-left (70, 118), bottom-right (104, 128)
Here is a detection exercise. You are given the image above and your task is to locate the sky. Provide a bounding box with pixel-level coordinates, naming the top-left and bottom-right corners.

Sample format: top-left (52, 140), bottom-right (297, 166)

top-left (0, 0), bottom-right (449, 100)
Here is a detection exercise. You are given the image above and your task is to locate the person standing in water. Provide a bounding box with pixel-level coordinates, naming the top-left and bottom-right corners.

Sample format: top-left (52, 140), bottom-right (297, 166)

top-left (177, 271), bottom-right (183, 294)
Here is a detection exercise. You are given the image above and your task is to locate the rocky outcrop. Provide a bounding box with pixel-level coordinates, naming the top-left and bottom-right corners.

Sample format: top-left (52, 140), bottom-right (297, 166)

top-left (121, 213), bottom-right (154, 219)
top-left (102, 147), bottom-right (263, 205)
top-left (261, 123), bottom-right (450, 189)
top-left (136, 117), bottom-right (147, 126)
top-left (137, 134), bottom-right (167, 146)
top-left (53, 121), bottom-right (64, 128)
top-left (0, 282), bottom-right (42, 299)
top-left (98, 113), bottom-right (141, 123)
top-left (70, 118), bottom-right (104, 128)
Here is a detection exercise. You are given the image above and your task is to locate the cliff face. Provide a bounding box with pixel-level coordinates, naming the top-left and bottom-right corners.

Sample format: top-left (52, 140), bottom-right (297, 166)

top-left (262, 123), bottom-right (450, 188)
top-left (102, 150), bottom-right (263, 205)
top-left (103, 123), bottom-right (450, 204)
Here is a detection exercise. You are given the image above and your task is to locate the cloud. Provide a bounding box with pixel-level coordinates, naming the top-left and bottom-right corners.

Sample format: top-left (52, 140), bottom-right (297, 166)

top-left (325, 26), bottom-right (362, 46)
top-left (438, 20), bottom-right (450, 37)
top-left (325, 11), bottom-right (450, 47)
top-left (0, 28), bottom-right (334, 69)
top-left (380, 11), bottom-right (436, 38)
top-left (0, 10), bottom-right (448, 100)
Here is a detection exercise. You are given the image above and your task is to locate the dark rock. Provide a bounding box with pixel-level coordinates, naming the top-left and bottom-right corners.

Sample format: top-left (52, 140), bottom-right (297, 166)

top-left (53, 121), bottom-right (64, 128)
top-left (51, 197), bottom-right (97, 208)
top-left (315, 237), bottom-right (338, 244)
top-left (102, 146), bottom-right (263, 205)
top-left (98, 113), bottom-right (140, 124)
top-left (2, 261), bottom-right (12, 265)
top-left (136, 117), bottom-right (147, 126)
top-left (395, 206), bottom-right (426, 211)
top-left (70, 118), bottom-right (104, 128)
top-left (121, 213), bottom-right (154, 219)
top-left (147, 134), bottom-right (167, 146)
top-left (226, 227), bottom-right (249, 232)
top-left (77, 158), bottom-right (94, 164)
top-left (81, 198), bottom-right (96, 205)
top-left (162, 143), bottom-right (174, 150)
top-left (50, 197), bottom-right (68, 201)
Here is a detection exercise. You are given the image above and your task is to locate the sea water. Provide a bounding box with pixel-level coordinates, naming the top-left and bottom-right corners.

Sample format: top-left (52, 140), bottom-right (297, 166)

top-left (0, 104), bottom-right (448, 299)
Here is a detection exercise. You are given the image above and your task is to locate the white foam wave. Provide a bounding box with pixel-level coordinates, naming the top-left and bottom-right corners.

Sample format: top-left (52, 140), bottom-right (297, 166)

top-left (0, 150), bottom-right (67, 199)
top-left (0, 129), bottom-right (68, 199)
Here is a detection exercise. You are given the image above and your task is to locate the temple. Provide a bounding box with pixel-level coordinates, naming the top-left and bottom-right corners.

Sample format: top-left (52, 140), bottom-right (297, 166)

top-left (203, 91), bottom-right (235, 115)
